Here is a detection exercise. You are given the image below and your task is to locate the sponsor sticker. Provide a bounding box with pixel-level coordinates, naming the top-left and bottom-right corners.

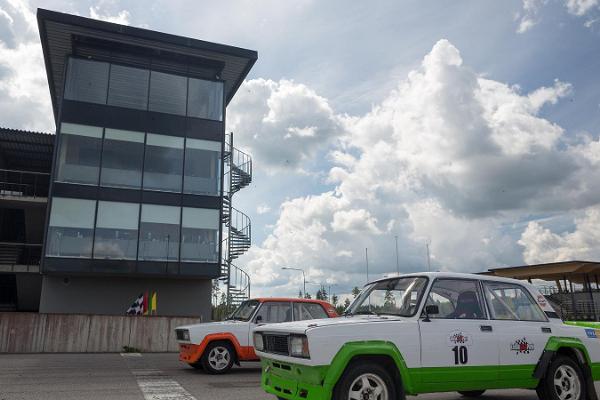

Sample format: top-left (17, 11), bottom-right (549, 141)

top-left (585, 329), bottom-right (598, 339)
top-left (511, 338), bottom-right (535, 354)
top-left (447, 331), bottom-right (472, 347)
top-left (537, 295), bottom-right (548, 308)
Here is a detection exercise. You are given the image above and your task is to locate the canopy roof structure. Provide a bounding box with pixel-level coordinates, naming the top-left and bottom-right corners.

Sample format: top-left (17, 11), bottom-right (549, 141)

top-left (37, 8), bottom-right (258, 122)
top-left (0, 128), bottom-right (54, 173)
top-left (484, 261), bottom-right (600, 286)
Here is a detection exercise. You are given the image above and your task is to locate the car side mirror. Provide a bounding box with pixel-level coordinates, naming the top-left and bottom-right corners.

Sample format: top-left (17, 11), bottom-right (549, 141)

top-left (423, 305), bottom-right (439, 322)
top-left (255, 315), bottom-right (263, 324)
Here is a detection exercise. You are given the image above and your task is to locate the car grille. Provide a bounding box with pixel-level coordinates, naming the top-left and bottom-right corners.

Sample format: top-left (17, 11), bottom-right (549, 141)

top-left (263, 334), bottom-right (289, 355)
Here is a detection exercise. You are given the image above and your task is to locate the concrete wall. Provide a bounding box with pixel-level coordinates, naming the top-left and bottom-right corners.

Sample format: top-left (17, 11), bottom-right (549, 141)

top-left (0, 312), bottom-right (201, 353)
top-left (39, 275), bottom-right (212, 319)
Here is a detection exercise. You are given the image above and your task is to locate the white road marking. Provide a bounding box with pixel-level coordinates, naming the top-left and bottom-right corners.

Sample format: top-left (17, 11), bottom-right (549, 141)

top-left (120, 353), bottom-right (142, 357)
top-left (136, 378), bottom-right (197, 400)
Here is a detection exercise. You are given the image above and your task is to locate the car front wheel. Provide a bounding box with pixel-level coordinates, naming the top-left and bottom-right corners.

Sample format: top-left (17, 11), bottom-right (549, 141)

top-left (333, 362), bottom-right (398, 400)
top-left (201, 341), bottom-right (235, 374)
top-left (537, 355), bottom-right (586, 400)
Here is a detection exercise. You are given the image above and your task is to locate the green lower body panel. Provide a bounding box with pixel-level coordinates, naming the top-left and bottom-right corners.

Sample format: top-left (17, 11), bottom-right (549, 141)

top-left (409, 365), bottom-right (538, 394)
top-left (564, 321), bottom-right (600, 329)
top-left (261, 359), bottom-right (331, 400)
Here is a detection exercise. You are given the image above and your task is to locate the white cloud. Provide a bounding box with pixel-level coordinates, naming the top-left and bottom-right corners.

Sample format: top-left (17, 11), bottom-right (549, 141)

top-left (256, 204), bottom-right (271, 214)
top-left (519, 207), bottom-right (600, 263)
top-left (565, 0), bottom-right (599, 16)
top-left (516, 0), bottom-right (547, 33)
top-left (227, 78), bottom-right (342, 171)
top-left (0, 0), bottom-right (53, 132)
top-left (239, 39), bottom-right (599, 297)
top-left (89, 6), bottom-right (130, 25)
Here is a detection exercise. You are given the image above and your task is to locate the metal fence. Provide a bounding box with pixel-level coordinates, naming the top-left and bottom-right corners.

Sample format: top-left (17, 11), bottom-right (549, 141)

top-left (0, 169), bottom-right (50, 198)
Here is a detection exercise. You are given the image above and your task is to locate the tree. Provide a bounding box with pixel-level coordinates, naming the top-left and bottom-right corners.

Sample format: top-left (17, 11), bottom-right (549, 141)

top-left (298, 290), bottom-right (303, 299)
top-left (344, 298), bottom-right (351, 310)
top-left (304, 292), bottom-right (312, 299)
top-left (331, 294), bottom-right (339, 306)
top-left (316, 289), bottom-right (323, 300)
top-left (351, 286), bottom-right (361, 298)
top-left (383, 289), bottom-right (396, 309)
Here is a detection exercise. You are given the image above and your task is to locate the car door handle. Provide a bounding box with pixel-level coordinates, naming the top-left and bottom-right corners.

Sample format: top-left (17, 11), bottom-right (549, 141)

top-left (542, 327), bottom-right (552, 333)
top-left (480, 325), bottom-right (493, 332)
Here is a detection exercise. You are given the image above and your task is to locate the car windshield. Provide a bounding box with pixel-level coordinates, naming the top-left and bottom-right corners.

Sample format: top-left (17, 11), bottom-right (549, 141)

top-left (227, 300), bottom-right (260, 321)
top-left (347, 277), bottom-right (428, 317)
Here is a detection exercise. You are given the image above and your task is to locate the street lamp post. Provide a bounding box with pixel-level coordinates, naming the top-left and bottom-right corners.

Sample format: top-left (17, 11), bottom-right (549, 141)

top-left (282, 267), bottom-right (306, 298)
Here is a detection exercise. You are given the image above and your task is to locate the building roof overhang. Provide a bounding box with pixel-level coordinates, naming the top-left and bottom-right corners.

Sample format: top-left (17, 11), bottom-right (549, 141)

top-left (37, 8), bottom-right (258, 123)
top-left (483, 260), bottom-right (600, 284)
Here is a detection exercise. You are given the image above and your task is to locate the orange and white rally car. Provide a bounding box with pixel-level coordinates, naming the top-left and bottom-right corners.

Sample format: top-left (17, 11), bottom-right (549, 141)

top-left (175, 297), bottom-right (338, 374)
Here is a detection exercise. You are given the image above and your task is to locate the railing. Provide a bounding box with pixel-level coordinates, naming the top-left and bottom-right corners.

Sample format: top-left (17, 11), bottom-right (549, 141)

top-left (0, 169), bottom-right (50, 198)
top-left (547, 291), bottom-right (599, 321)
top-left (0, 242), bottom-right (43, 265)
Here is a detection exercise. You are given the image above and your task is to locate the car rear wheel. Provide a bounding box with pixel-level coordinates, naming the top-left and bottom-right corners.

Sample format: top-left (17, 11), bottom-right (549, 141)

top-left (458, 390), bottom-right (486, 397)
top-left (536, 355), bottom-right (586, 400)
top-left (333, 362), bottom-right (398, 400)
top-left (201, 341), bottom-right (235, 374)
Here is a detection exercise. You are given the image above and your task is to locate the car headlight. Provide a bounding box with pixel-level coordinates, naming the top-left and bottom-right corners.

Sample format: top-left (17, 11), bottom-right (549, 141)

top-left (289, 335), bottom-right (310, 358)
top-left (176, 329), bottom-right (190, 341)
top-left (253, 333), bottom-right (264, 351)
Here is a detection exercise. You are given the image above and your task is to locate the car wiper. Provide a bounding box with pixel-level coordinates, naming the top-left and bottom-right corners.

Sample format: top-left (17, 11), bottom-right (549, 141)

top-left (352, 310), bottom-right (379, 315)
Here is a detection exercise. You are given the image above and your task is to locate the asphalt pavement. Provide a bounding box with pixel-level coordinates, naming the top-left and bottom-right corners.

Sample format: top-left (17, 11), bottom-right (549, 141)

top-left (0, 353), bottom-right (538, 400)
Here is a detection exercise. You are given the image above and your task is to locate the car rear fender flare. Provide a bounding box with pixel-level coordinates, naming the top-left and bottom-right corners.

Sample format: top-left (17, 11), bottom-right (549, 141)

top-left (533, 336), bottom-right (598, 400)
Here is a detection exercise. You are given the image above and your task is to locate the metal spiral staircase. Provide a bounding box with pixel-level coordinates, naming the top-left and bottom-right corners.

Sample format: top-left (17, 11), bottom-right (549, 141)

top-left (220, 133), bottom-right (252, 310)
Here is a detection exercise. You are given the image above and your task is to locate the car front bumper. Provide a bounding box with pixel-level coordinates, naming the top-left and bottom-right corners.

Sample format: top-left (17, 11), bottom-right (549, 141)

top-left (261, 358), bottom-right (330, 400)
top-left (179, 343), bottom-right (203, 364)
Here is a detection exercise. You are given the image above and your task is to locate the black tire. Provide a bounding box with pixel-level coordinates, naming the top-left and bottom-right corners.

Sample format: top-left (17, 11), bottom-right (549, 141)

top-left (458, 390), bottom-right (486, 397)
top-left (200, 341), bottom-right (235, 374)
top-left (537, 355), bottom-right (586, 400)
top-left (189, 361), bottom-right (203, 370)
top-left (333, 361), bottom-right (400, 400)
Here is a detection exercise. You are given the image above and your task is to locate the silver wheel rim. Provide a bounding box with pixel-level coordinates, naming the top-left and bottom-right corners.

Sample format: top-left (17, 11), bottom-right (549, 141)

top-left (208, 346), bottom-right (230, 371)
top-left (553, 364), bottom-right (581, 400)
top-left (348, 373), bottom-right (388, 400)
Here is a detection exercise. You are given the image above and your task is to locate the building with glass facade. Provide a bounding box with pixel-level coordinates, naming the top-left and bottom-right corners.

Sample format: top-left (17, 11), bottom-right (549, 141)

top-left (26, 9), bottom-right (257, 317)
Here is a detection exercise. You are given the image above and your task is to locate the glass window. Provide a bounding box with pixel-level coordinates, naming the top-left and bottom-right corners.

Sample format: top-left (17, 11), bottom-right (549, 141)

top-left (483, 282), bottom-right (547, 322)
top-left (347, 277), bottom-right (428, 317)
top-left (55, 123), bottom-right (103, 185)
top-left (187, 78), bottom-right (224, 121)
top-left (184, 139), bottom-right (221, 196)
top-left (229, 300), bottom-right (260, 321)
top-left (143, 134), bottom-right (184, 192)
top-left (107, 64), bottom-right (149, 110)
top-left (148, 71), bottom-right (187, 115)
top-left (425, 279), bottom-right (487, 319)
top-left (294, 303), bottom-right (328, 321)
top-left (255, 302), bottom-right (293, 323)
top-left (180, 207), bottom-right (219, 262)
top-left (138, 204), bottom-right (180, 261)
top-left (46, 197), bottom-right (96, 258)
top-left (64, 58), bottom-right (109, 104)
top-left (93, 201), bottom-right (139, 260)
top-left (100, 129), bottom-right (145, 189)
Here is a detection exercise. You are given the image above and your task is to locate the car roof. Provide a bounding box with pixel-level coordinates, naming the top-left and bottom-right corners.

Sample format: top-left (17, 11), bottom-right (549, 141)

top-left (252, 297), bottom-right (334, 307)
top-left (368, 271), bottom-right (533, 287)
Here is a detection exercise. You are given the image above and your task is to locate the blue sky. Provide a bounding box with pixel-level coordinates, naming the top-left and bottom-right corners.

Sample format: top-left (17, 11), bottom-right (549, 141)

top-left (1, 0), bottom-right (600, 298)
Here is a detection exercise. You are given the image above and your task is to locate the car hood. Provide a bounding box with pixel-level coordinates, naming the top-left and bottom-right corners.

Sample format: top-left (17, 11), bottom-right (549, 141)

top-left (176, 319), bottom-right (247, 332)
top-left (254, 314), bottom-right (406, 334)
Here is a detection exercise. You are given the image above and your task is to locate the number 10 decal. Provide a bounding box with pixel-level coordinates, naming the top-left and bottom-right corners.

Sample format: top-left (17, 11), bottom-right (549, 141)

top-left (452, 346), bottom-right (468, 365)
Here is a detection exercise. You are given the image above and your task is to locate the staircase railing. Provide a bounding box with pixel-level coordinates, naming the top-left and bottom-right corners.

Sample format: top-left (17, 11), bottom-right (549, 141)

top-left (221, 132), bottom-right (252, 311)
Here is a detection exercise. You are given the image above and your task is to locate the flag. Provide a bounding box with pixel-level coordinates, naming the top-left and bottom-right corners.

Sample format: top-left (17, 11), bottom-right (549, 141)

top-left (126, 293), bottom-right (144, 315)
top-left (143, 292), bottom-right (149, 315)
top-left (150, 291), bottom-right (157, 315)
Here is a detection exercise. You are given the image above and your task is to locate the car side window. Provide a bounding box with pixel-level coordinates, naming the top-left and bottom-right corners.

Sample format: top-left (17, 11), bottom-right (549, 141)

top-left (483, 282), bottom-right (547, 322)
top-left (255, 302), bottom-right (293, 323)
top-left (294, 303), bottom-right (328, 321)
top-left (425, 279), bottom-right (487, 320)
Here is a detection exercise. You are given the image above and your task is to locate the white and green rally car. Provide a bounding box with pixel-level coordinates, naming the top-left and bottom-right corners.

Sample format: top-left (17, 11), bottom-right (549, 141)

top-left (253, 272), bottom-right (600, 400)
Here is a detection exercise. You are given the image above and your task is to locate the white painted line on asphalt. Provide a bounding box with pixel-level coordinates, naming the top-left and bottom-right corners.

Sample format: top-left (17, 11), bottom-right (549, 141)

top-left (120, 353), bottom-right (142, 357)
top-left (136, 377), bottom-right (197, 400)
